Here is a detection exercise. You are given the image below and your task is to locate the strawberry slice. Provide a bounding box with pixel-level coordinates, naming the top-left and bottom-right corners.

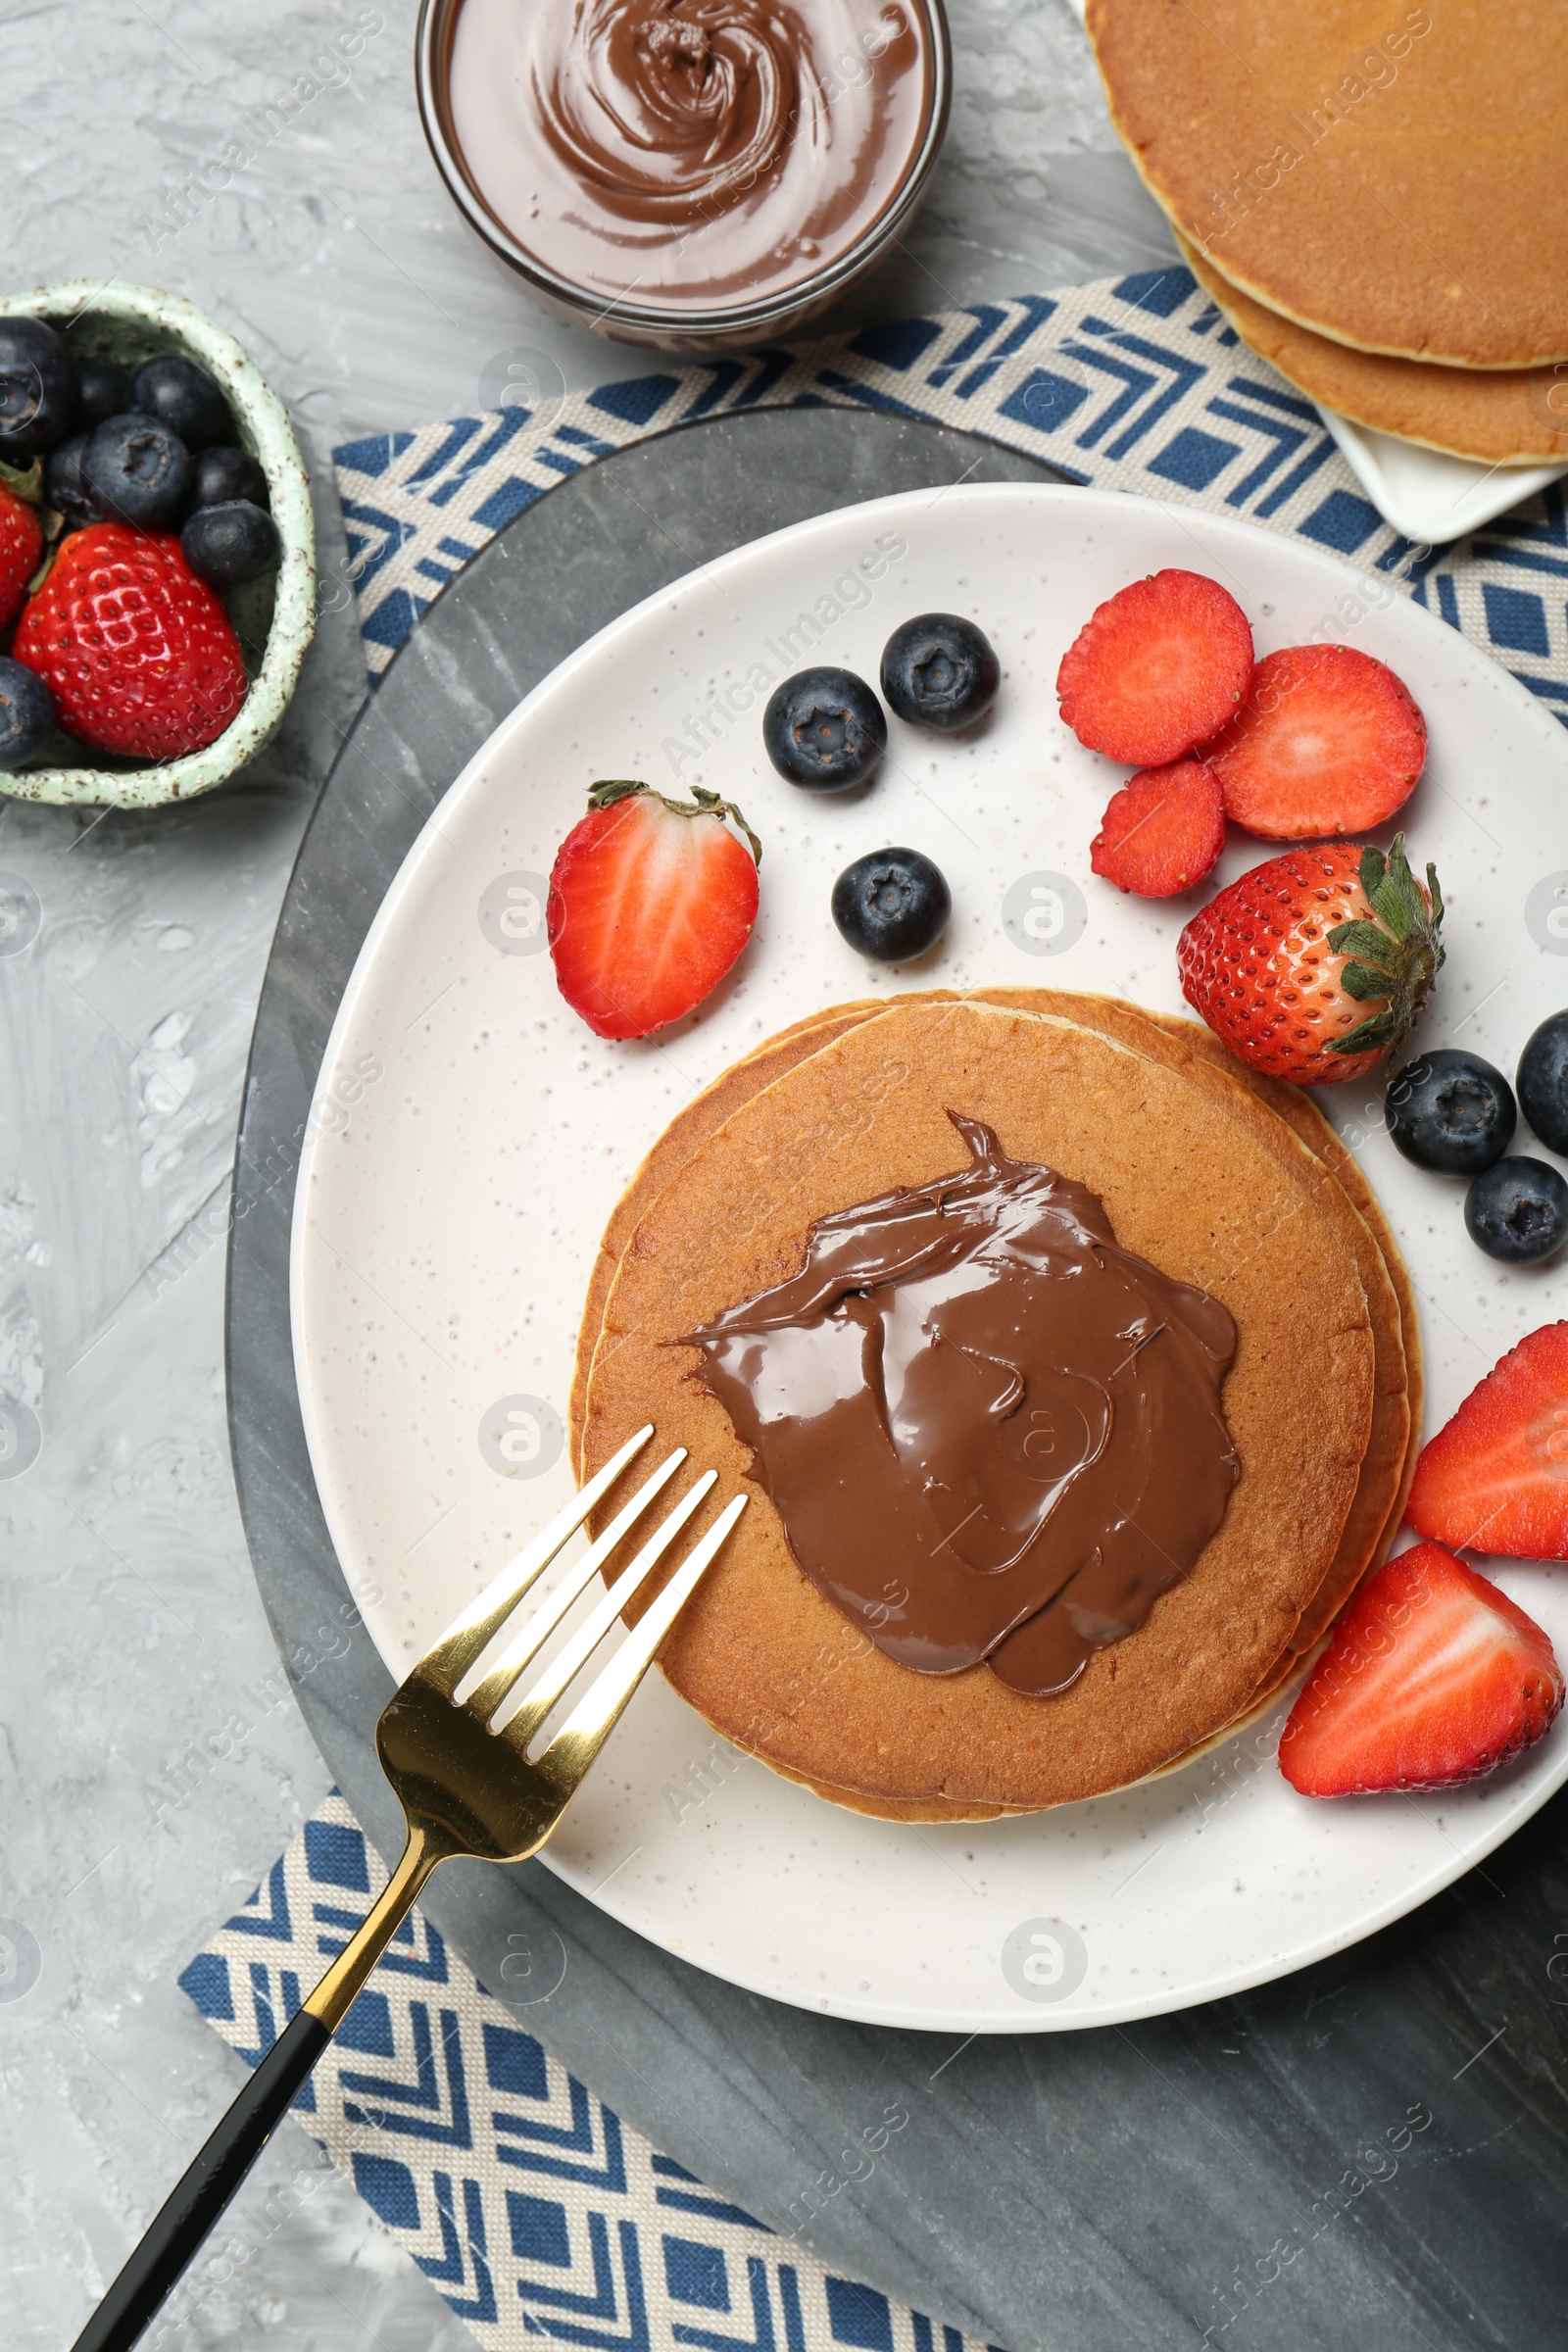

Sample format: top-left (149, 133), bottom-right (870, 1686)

top-left (1055, 568), bottom-right (1253, 767)
top-left (1407, 1322), bottom-right (1568, 1558)
top-left (1279, 1541), bottom-right (1563, 1796)
top-left (1090, 758), bottom-right (1225, 898)
top-left (1203, 643), bottom-right (1427, 839)
top-left (547, 780), bottom-right (760, 1041)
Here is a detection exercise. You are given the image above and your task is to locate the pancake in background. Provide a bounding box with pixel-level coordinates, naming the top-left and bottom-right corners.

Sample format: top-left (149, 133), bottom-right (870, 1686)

top-left (1087, 0), bottom-right (1568, 369)
top-left (1176, 232), bottom-right (1568, 465)
top-left (580, 999), bottom-right (1376, 1813)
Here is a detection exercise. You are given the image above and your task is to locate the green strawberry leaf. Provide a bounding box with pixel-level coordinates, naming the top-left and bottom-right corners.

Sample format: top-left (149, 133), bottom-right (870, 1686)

top-left (1329, 1008), bottom-right (1397, 1054)
top-left (1327, 919), bottom-right (1398, 969)
top-left (1324, 833), bottom-right (1445, 1062)
top-left (587, 778), bottom-right (650, 811)
top-left (584, 777), bottom-right (761, 864)
top-left (1425, 860), bottom-right (1445, 931)
top-left (0, 457), bottom-right (43, 504)
top-left (1367, 872), bottom-right (1414, 939)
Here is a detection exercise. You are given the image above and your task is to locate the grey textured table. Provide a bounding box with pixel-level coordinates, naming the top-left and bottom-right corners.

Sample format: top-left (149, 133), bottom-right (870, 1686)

top-left (5, 5), bottom-right (1564, 2350)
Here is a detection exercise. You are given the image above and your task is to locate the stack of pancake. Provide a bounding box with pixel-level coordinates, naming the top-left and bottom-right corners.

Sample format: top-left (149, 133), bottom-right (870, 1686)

top-left (1086, 0), bottom-right (1568, 465)
top-left (571, 995), bottom-right (1420, 1818)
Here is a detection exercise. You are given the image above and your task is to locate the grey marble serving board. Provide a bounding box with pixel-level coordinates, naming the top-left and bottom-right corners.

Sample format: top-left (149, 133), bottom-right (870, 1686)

top-left (228, 404), bottom-right (1568, 2352)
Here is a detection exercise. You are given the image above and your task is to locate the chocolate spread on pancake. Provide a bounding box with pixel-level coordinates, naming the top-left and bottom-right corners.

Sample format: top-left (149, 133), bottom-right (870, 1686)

top-left (447, 0), bottom-right (935, 310)
top-left (681, 1114), bottom-right (1239, 1695)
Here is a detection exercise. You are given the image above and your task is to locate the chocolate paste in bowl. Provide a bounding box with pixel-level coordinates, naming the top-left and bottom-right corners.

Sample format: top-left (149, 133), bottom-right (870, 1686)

top-left (682, 1115), bottom-right (1240, 1696)
top-left (447, 0), bottom-right (936, 309)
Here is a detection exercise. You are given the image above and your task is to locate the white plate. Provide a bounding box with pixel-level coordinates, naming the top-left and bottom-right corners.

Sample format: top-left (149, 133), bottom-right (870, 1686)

top-left (1317, 408), bottom-right (1567, 548)
top-left (293, 483), bottom-right (1568, 2033)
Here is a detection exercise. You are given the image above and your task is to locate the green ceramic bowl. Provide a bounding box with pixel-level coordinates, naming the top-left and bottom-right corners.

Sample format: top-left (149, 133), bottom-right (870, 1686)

top-left (0, 280), bottom-right (317, 808)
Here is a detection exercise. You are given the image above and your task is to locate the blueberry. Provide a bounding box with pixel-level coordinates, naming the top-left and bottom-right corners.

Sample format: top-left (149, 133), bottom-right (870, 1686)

top-left (1517, 1009), bottom-right (1568, 1154)
top-left (131, 354), bottom-right (230, 452)
top-left (831, 847), bottom-right (951, 961)
top-left (1465, 1156), bottom-right (1568, 1265)
top-left (762, 666), bottom-right (886, 790)
top-left (44, 430), bottom-right (98, 527)
top-left (1385, 1049), bottom-right (1515, 1175)
top-left (880, 612), bottom-right (1000, 732)
top-left (76, 359), bottom-right (132, 428)
top-left (81, 414), bottom-right (192, 530)
top-left (180, 499), bottom-right (280, 588)
top-left (0, 318), bottom-right (79, 458)
top-left (189, 444), bottom-right (269, 512)
top-left (0, 658), bottom-right (57, 772)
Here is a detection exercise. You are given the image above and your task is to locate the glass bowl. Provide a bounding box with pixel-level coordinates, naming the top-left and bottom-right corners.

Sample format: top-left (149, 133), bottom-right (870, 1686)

top-left (416, 0), bottom-right (952, 354)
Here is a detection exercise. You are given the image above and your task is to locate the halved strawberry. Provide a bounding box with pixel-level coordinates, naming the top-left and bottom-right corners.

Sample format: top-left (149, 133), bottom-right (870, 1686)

top-left (1279, 1541), bottom-right (1563, 1796)
top-left (1055, 568), bottom-right (1253, 767)
top-left (547, 780), bottom-right (760, 1041)
top-left (1177, 833), bottom-right (1444, 1084)
top-left (1204, 643), bottom-right (1426, 839)
top-left (1090, 758), bottom-right (1225, 898)
top-left (1407, 1322), bottom-right (1568, 1558)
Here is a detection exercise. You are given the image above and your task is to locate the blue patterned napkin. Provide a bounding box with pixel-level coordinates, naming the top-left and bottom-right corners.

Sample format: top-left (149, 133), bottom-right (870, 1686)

top-left (332, 264), bottom-right (1567, 721)
top-left (180, 1794), bottom-right (994, 2352)
top-left (184, 264), bottom-right (1568, 2349)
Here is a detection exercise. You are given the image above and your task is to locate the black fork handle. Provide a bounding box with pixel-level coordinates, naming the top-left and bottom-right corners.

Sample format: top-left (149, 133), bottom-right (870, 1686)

top-left (70, 2007), bottom-right (330, 2351)
top-left (71, 1828), bottom-right (442, 2351)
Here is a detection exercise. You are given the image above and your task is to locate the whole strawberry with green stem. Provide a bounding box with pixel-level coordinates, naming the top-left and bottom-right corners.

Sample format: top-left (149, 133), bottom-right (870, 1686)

top-left (12, 521), bottom-right (248, 760)
top-left (1177, 833), bottom-right (1444, 1084)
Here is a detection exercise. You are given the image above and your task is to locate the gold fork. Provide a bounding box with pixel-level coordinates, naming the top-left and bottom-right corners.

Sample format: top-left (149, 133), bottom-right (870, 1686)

top-left (73, 1425), bottom-right (744, 2352)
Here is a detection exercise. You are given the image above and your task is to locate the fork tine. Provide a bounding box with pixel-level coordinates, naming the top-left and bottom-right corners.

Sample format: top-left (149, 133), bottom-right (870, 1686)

top-left (455, 1446), bottom-right (688, 1713)
top-left (528, 1493), bottom-right (748, 1788)
top-left (421, 1422), bottom-right (654, 1697)
top-left (490, 1470), bottom-right (718, 1743)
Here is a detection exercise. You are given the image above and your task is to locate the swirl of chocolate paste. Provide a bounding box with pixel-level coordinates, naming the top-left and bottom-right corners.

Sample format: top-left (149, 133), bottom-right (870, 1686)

top-left (447, 0), bottom-right (934, 308)
top-left (535, 0), bottom-right (802, 220)
top-left (681, 1115), bottom-right (1240, 1695)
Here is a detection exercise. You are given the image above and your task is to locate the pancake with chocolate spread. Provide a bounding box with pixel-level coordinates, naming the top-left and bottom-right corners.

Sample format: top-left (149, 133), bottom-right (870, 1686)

top-left (682, 1110), bottom-right (1243, 1693)
top-left (570, 990), bottom-right (1415, 1816)
top-left (579, 998), bottom-right (1378, 1812)
top-left (572, 989), bottom-right (1415, 1683)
